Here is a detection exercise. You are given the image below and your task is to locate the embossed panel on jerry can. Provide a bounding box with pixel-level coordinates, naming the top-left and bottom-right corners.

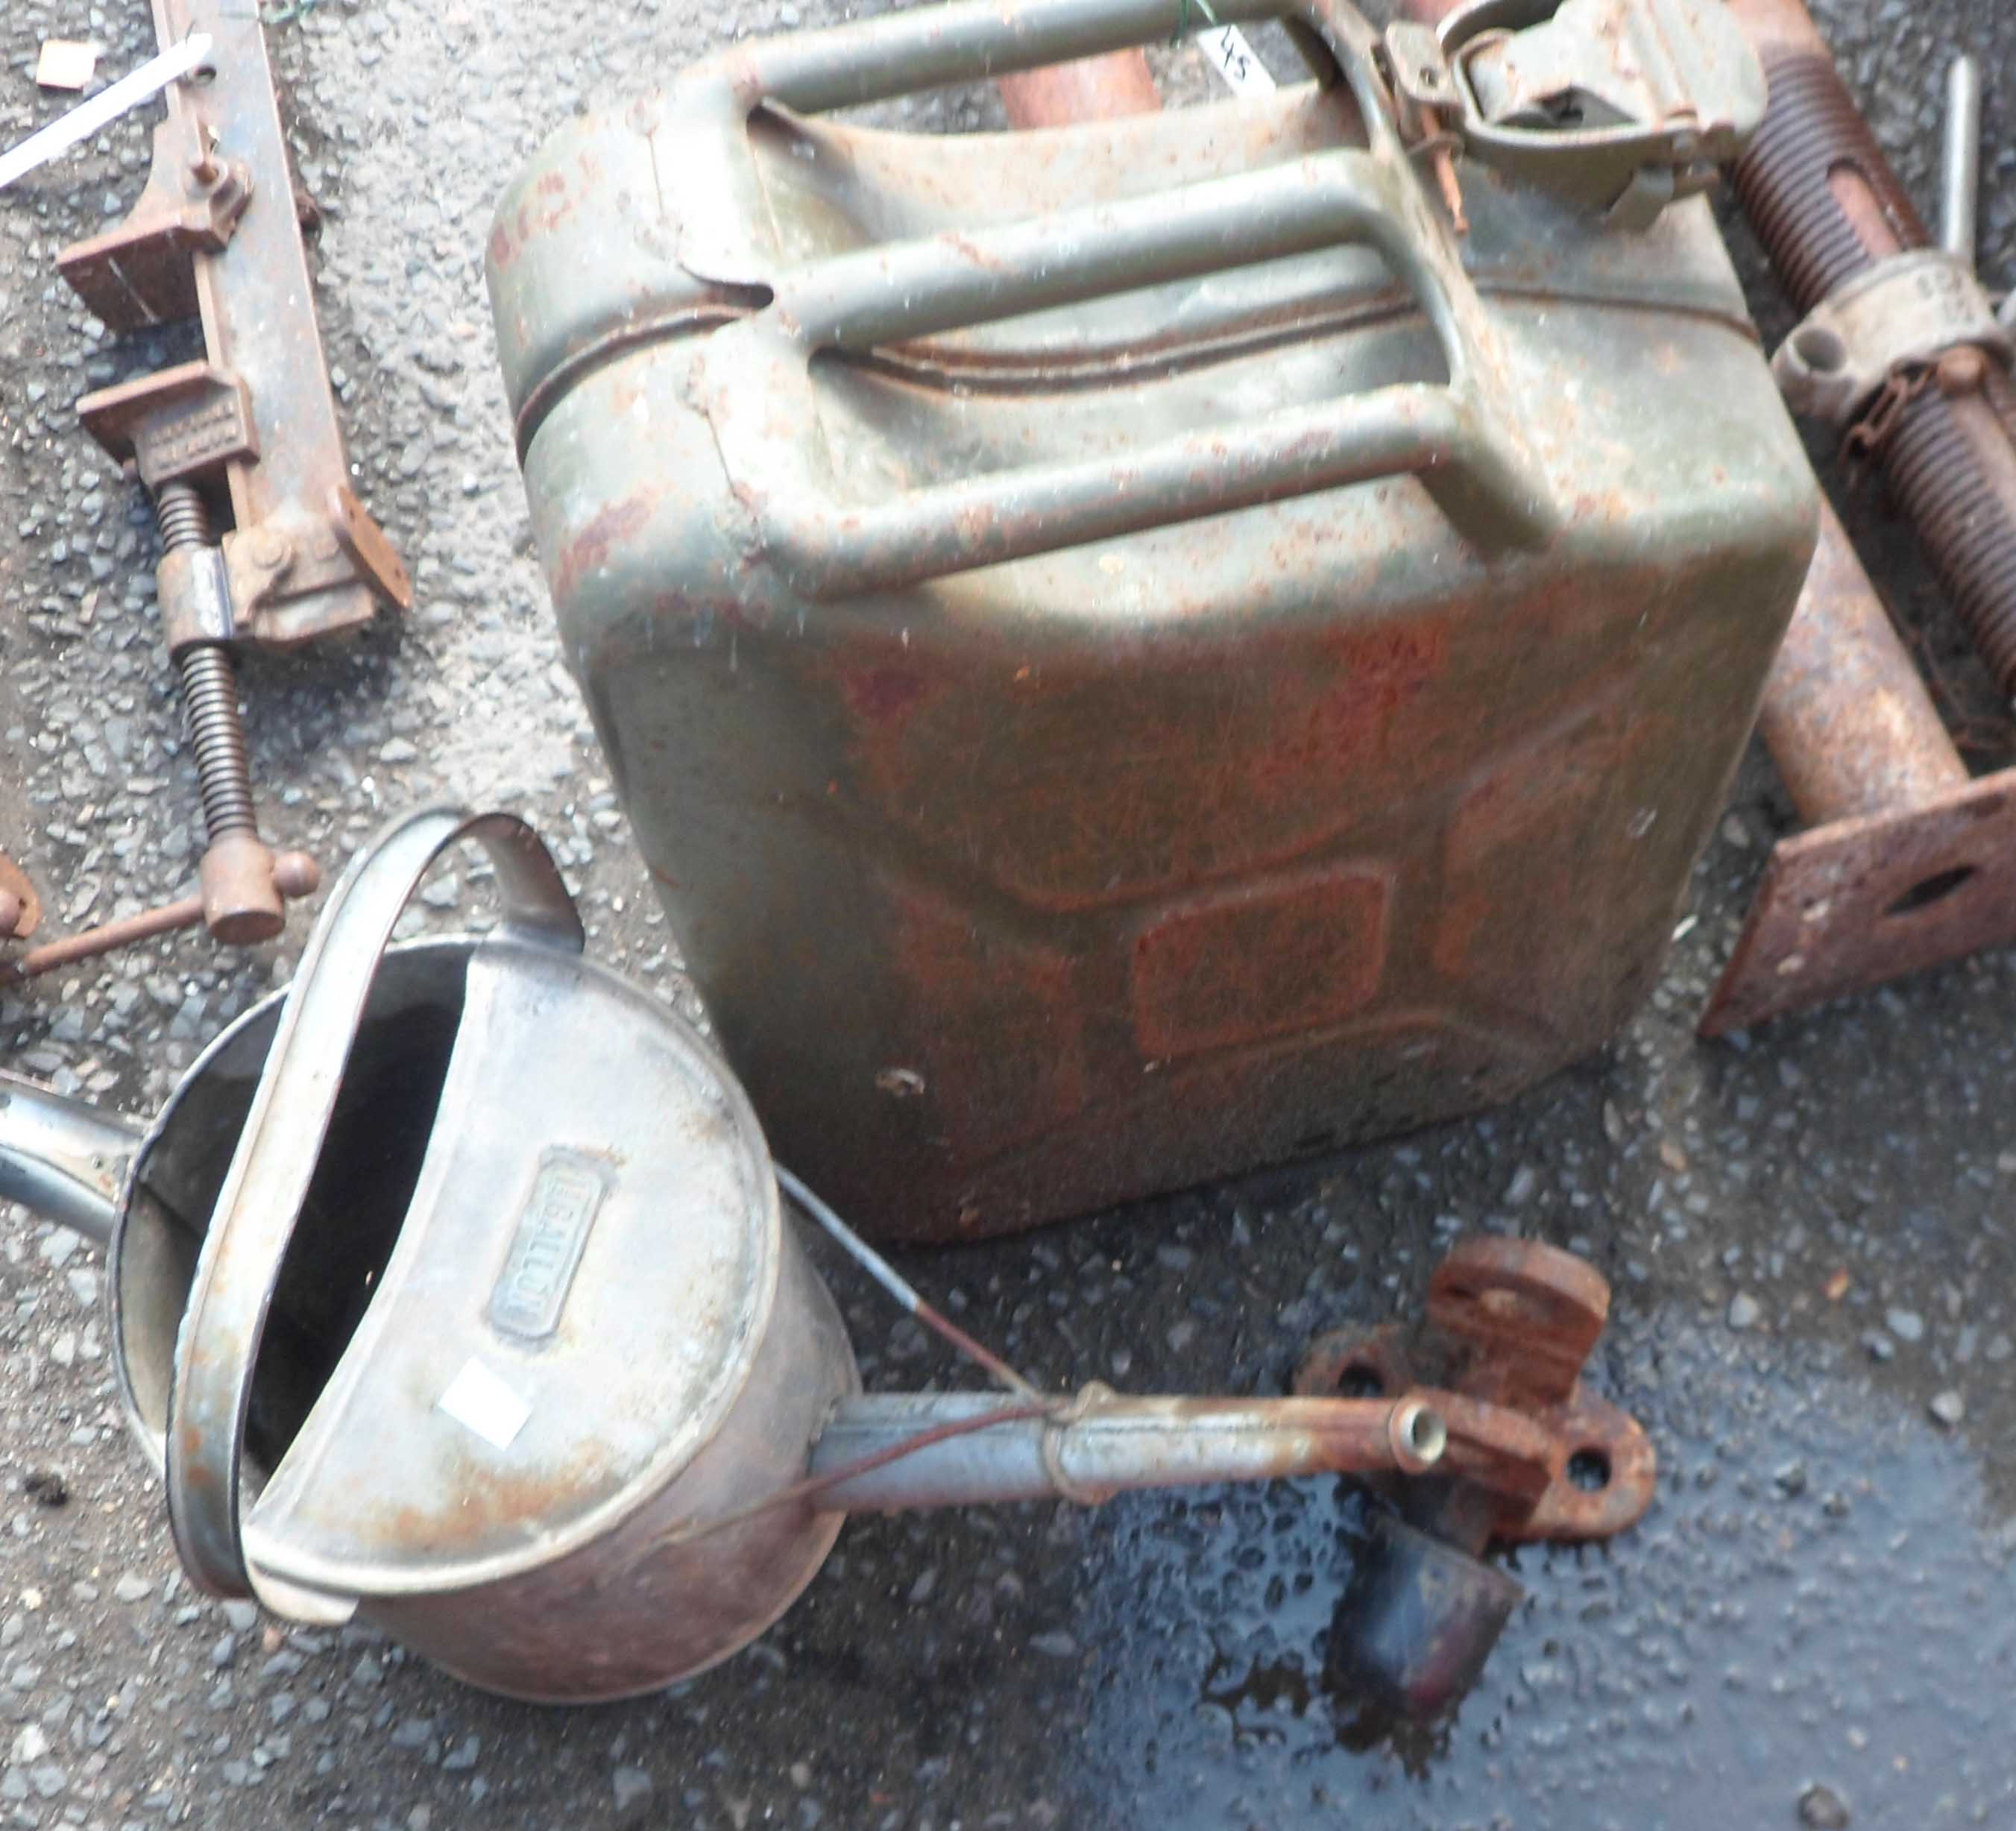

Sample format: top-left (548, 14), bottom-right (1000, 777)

top-left (488, 0), bottom-right (1816, 1240)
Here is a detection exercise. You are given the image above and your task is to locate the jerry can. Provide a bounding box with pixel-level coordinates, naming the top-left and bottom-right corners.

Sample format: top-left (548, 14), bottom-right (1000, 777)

top-left (488, 0), bottom-right (1815, 1241)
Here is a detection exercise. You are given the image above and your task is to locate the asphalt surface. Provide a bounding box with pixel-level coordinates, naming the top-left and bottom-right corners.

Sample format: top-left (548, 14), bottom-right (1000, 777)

top-left (1, 1), bottom-right (2015, 1827)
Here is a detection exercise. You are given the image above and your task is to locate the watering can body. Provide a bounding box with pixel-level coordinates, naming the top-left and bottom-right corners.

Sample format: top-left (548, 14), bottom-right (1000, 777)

top-left (4, 817), bottom-right (862, 1703)
top-left (490, 0), bottom-right (1816, 1242)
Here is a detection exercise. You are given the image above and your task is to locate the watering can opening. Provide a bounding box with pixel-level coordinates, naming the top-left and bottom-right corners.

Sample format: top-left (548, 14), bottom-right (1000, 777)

top-left (114, 942), bottom-right (473, 1484)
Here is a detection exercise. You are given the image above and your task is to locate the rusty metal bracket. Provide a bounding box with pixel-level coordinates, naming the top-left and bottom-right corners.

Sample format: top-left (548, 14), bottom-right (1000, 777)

top-left (1294, 1236), bottom-right (1656, 1545)
top-left (1295, 1236), bottom-right (1652, 1715)
top-left (60, 1), bottom-right (410, 649)
top-left (1772, 249), bottom-right (2010, 429)
top-left (1700, 502), bottom-right (2016, 1035)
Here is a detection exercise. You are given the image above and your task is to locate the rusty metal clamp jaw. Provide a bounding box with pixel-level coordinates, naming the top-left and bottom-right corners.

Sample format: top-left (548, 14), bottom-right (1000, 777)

top-left (1772, 248), bottom-right (2014, 431)
top-left (1406, 0), bottom-right (1768, 227)
top-left (162, 807), bottom-right (585, 1610)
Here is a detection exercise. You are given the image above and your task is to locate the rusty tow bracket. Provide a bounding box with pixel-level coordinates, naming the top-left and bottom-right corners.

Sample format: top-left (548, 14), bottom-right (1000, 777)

top-left (1294, 1236), bottom-right (1654, 1713)
top-left (48, 0), bottom-right (408, 957)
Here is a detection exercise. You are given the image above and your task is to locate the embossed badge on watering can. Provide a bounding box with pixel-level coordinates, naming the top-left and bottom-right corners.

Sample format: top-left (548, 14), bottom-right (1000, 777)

top-left (0, 808), bottom-right (1653, 1705)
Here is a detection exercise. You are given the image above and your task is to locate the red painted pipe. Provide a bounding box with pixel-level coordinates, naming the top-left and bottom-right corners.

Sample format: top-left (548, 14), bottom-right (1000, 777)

top-left (997, 51), bottom-right (1161, 127)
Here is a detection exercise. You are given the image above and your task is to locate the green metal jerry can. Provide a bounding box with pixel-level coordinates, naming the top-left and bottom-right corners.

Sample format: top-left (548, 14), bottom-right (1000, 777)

top-left (489, 0), bottom-right (1814, 1241)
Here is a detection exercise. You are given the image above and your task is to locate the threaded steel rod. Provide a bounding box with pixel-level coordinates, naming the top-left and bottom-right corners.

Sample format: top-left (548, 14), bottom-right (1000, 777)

top-left (154, 482), bottom-right (259, 845)
top-left (175, 646), bottom-right (259, 839)
top-left (154, 481), bottom-right (211, 552)
top-left (1730, 6), bottom-right (2016, 701)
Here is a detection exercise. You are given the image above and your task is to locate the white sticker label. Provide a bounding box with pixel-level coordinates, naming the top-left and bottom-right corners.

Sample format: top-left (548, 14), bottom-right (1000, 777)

top-left (437, 1358), bottom-right (532, 1450)
top-left (1200, 25), bottom-right (1276, 96)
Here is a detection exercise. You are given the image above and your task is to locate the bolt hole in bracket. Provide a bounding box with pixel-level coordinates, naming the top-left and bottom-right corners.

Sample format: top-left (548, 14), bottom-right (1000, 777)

top-left (1884, 862), bottom-right (1976, 917)
top-left (1335, 1361), bottom-right (1387, 1400)
top-left (1566, 1446), bottom-right (1611, 1491)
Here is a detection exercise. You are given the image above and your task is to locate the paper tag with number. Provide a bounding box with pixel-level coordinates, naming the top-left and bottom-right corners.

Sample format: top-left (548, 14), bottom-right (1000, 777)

top-left (1200, 25), bottom-right (1276, 95)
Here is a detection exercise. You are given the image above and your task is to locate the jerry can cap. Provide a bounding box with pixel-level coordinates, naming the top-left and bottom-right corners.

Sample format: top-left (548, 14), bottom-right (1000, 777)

top-left (161, 809), bottom-right (783, 1607)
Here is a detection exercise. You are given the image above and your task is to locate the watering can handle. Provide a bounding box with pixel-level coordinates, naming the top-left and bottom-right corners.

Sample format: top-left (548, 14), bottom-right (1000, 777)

top-left (163, 807), bottom-right (584, 1604)
top-left (671, 0), bottom-right (1557, 592)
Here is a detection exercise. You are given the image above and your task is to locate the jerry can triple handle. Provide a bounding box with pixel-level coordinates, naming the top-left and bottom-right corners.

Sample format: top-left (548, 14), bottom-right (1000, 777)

top-left (163, 807), bottom-right (584, 1604)
top-left (668, 0), bottom-right (1558, 593)
top-left (678, 0), bottom-right (1383, 174)
top-left (670, 0), bottom-right (1401, 295)
top-left (696, 151), bottom-right (1557, 596)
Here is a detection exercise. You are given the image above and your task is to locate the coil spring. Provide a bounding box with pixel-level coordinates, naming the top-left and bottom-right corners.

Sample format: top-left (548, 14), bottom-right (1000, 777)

top-left (1735, 48), bottom-right (2016, 701)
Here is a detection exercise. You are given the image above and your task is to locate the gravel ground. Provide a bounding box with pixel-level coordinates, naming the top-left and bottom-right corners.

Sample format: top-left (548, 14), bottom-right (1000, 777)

top-left (1, 1), bottom-right (2015, 1827)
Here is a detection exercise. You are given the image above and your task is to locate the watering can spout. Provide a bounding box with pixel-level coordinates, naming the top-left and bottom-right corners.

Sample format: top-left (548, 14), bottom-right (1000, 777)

top-left (808, 1387), bottom-right (1448, 1513)
top-left (0, 1071), bottom-right (142, 1248)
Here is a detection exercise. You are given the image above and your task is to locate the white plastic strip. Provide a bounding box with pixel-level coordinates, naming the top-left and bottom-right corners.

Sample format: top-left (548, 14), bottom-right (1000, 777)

top-left (0, 32), bottom-right (214, 195)
top-left (1200, 24), bottom-right (1276, 95)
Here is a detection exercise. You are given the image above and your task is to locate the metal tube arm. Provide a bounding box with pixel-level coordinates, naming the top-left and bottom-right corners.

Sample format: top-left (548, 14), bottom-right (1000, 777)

top-left (808, 1387), bottom-right (1444, 1512)
top-left (0, 1073), bottom-right (143, 1247)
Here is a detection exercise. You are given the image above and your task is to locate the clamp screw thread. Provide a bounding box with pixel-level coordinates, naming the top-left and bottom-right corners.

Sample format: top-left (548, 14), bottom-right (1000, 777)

top-left (154, 483), bottom-right (259, 845)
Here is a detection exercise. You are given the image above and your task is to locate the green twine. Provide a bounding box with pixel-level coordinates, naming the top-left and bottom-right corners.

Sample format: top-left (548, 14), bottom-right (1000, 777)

top-left (1171, 0), bottom-right (1223, 43)
top-left (260, 0), bottom-right (322, 27)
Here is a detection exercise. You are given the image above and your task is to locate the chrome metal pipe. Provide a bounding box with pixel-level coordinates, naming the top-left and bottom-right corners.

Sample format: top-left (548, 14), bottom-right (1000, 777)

top-left (0, 1074), bottom-right (142, 1245)
top-left (1942, 54), bottom-right (1979, 268)
top-left (810, 1388), bottom-right (1445, 1511)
